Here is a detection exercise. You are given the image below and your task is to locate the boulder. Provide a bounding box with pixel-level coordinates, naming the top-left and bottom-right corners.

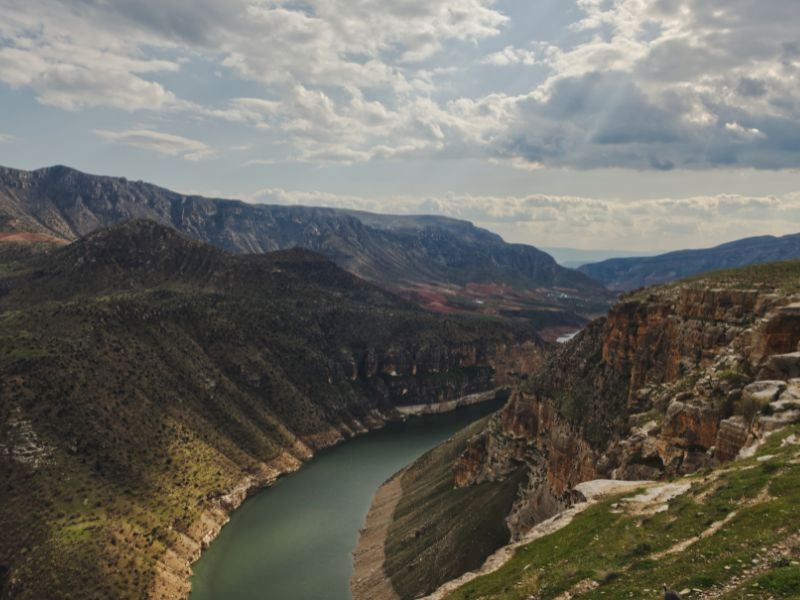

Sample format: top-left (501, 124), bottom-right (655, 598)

top-left (778, 379), bottom-right (800, 402)
top-left (715, 416), bottom-right (749, 461)
top-left (662, 400), bottom-right (720, 450)
top-left (761, 352), bottom-right (800, 379)
top-left (742, 380), bottom-right (787, 404)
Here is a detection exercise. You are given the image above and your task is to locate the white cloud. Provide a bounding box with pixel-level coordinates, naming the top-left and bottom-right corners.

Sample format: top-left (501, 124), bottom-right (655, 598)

top-left (1, 0), bottom-right (799, 169)
top-left (0, 133), bottom-right (14, 143)
top-left (483, 0), bottom-right (800, 169)
top-left (94, 129), bottom-right (214, 161)
top-left (251, 188), bottom-right (800, 251)
top-left (481, 46), bottom-right (537, 66)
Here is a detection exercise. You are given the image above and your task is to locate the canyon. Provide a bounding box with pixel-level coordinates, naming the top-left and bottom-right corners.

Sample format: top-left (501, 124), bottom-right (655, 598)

top-left (0, 220), bottom-right (536, 600)
top-left (364, 261), bottom-right (800, 599)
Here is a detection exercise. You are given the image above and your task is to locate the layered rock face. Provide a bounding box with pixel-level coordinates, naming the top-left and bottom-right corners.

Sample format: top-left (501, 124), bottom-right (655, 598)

top-left (454, 287), bottom-right (800, 540)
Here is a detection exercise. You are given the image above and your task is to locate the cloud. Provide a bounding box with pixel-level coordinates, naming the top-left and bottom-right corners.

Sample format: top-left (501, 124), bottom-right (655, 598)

top-left (2, 0), bottom-right (799, 169)
top-left (481, 0), bottom-right (800, 169)
top-left (481, 46), bottom-right (537, 66)
top-left (0, 0), bottom-right (504, 109)
top-left (0, 133), bottom-right (14, 143)
top-left (251, 187), bottom-right (800, 251)
top-left (94, 129), bottom-right (214, 161)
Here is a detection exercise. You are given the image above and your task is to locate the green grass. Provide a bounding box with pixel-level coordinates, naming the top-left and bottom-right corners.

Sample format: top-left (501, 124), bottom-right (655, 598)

top-left (445, 426), bottom-right (800, 600)
top-left (627, 259), bottom-right (800, 302)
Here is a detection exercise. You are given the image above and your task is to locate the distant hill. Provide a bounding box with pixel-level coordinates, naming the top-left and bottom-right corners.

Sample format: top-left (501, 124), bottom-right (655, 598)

top-left (0, 220), bottom-right (534, 599)
top-left (579, 233), bottom-right (800, 291)
top-left (542, 246), bottom-right (660, 269)
top-left (0, 165), bottom-right (611, 332)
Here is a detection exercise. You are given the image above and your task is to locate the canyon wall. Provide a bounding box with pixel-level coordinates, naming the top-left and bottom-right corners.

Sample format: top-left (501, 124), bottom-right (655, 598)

top-left (378, 281), bottom-right (800, 600)
top-left (454, 287), bottom-right (800, 540)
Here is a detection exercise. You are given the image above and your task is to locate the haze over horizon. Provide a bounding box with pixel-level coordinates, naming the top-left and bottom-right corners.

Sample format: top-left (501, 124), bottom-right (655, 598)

top-left (1, 0), bottom-right (799, 252)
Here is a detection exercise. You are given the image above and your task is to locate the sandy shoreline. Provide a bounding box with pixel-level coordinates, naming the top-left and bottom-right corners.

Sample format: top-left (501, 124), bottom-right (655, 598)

top-left (350, 470), bottom-right (404, 600)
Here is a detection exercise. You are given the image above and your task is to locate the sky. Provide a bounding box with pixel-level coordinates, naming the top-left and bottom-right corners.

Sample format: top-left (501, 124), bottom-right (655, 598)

top-left (1, 0), bottom-right (799, 251)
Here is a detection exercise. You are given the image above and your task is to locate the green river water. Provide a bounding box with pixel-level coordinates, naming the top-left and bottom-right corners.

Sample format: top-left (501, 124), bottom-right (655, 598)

top-left (190, 399), bottom-right (503, 600)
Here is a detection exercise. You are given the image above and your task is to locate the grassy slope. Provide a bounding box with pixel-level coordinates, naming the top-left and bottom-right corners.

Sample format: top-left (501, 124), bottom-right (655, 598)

top-left (384, 418), bottom-right (527, 599)
top-left (0, 223), bottom-right (525, 600)
top-left (630, 258), bottom-right (800, 300)
top-left (445, 429), bottom-right (800, 599)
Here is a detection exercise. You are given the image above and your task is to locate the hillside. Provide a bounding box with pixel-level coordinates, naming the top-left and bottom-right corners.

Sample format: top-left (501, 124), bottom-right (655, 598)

top-left (0, 165), bottom-right (611, 332)
top-left (0, 221), bottom-right (536, 600)
top-left (359, 259), bottom-right (800, 599)
top-left (579, 233), bottom-right (800, 291)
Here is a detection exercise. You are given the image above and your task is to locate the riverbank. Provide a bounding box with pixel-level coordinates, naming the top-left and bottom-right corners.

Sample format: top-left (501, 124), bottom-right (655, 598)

top-left (149, 446), bottom-right (310, 599)
top-left (395, 389), bottom-right (504, 416)
top-left (157, 391), bottom-right (506, 599)
top-left (350, 470), bottom-right (404, 600)
top-left (351, 477), bottom-right (655, 600)
top-left (351, 412), bottom-right (523, 600)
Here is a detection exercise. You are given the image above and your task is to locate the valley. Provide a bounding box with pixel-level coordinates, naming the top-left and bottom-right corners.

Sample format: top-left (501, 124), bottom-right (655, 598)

top-left (0, 165), bottom-right (612, 330)
top-left (1, 2), bottom-right (797, 599)
top-left (0, 220), bottom-right (534, 599)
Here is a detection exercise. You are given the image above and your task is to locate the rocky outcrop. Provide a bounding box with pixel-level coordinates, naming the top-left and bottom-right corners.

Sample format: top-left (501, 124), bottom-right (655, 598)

top-left (450, 284), bottom-right (800, 560)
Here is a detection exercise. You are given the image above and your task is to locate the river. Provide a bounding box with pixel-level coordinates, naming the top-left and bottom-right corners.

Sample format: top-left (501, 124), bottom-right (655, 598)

top-left (189, 398), bottom-right (504, 600)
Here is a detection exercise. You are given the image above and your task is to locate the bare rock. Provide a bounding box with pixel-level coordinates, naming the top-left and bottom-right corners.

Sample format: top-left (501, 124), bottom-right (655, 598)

top-left (760, 352), bottom-right (800, 379)
top-left (715, 416), bottom-right (749, 461)
top-left (742, 380), bottom-right (787, 404)
top-left (662, 400), bottom-right (720, 450)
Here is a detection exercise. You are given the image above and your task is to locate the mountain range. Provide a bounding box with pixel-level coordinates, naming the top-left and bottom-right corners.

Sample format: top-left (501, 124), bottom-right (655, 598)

top-left (580, 233), bottom-right (800, 291)
top-left (0, 165), bottom-right (611, 334)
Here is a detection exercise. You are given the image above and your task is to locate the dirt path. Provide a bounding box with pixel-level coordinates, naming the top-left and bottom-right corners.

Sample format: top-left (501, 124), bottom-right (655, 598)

top-left (697, 530), bottom-right (800, 599)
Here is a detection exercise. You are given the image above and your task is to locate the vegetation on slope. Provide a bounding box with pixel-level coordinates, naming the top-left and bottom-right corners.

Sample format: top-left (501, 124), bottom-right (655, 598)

top-left (0, 220), bottom-right (529, 600)
top-left (0, 164), bottom-right (613, 325)
top-left (445, 426), bottom-right (800, 599)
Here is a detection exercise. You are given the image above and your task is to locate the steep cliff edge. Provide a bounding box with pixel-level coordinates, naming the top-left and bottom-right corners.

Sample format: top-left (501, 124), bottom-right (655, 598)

top-left (0, 221), bottom-right (539, 600)
top-left (370, 261), bottom-right (800, 599)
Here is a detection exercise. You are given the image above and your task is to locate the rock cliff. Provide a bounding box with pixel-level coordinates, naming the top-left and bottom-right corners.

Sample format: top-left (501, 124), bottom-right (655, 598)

top-left (380, 262), bottom-right (800, 599)
top-left (456, 286), bottom-right (800, 540)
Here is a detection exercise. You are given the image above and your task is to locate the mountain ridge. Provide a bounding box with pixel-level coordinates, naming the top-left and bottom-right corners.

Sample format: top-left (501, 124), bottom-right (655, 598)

top-left (0, 164), bottom-right (611, 332)
top-left (579, 232), bottom-right (800, 291)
